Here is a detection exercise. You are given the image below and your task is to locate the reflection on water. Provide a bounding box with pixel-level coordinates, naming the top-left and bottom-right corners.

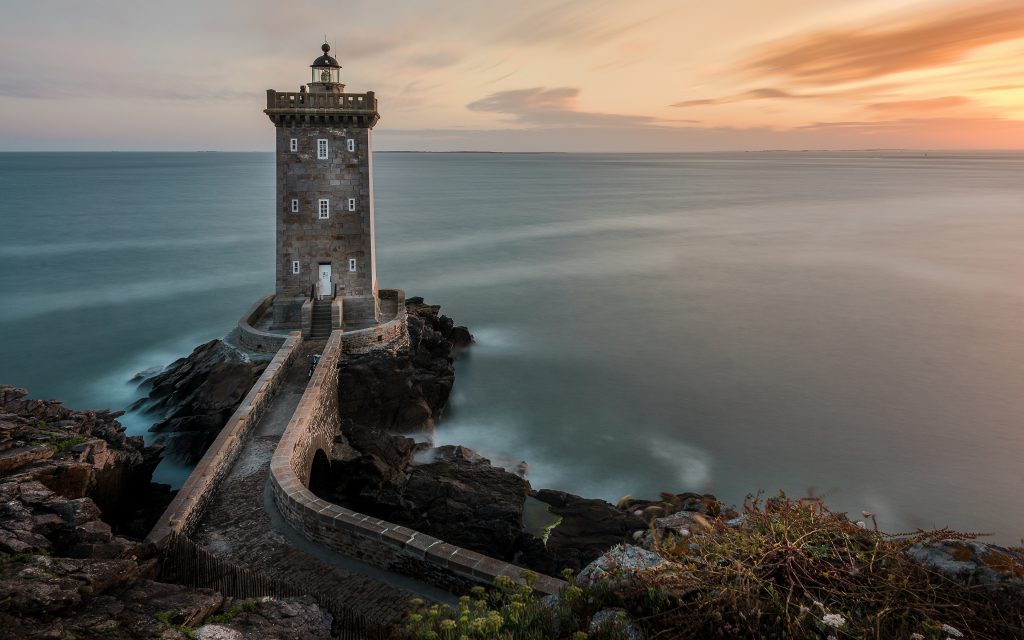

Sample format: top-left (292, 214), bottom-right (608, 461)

top-left (1, 151), bottom-right (1023, 541)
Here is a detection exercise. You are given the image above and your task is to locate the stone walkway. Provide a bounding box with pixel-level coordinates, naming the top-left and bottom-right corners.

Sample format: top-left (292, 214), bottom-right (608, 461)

top-left (192, 340), bottom-right (453, 626)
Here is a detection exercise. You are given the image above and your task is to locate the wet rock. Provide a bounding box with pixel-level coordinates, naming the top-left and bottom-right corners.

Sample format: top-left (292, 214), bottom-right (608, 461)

top-left (132, 340), bottom-right (267, 464)
top-left (338, 298), bottom-right (472, 433)
top-left (517, 489), bottom-right (646, 575)
top-left (396, 445), bottom-right (530, 558)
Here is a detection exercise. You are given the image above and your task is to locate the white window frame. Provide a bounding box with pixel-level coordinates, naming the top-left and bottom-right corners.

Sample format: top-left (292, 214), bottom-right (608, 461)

top-left (346, 138), bottom-right (356, 152)
top-left (317, 138), bottom-right (328, 159)
top-left (291, 199), bottom-right (299, 213)
top-left (289, 138), bottom-right (298, 152)
top-left (348, 258), bottom-right (357, 272)
top-left (292, 260), bottom-right (300, 275)
top-left (347, 197), bottom-right (356, 212)
top-left (318, 198), bottom-right (330, 219)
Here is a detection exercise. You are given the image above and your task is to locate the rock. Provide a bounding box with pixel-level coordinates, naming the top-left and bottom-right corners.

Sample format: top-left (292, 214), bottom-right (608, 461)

top-left (576, 544), bottom-right (667, 588)
top-left (394, 445), bottom-right (530, 558)
top-left (619, 492), bottom-right (722, 524)
top-left (907, 541), bottom-right (1024, 590)
top-left (0, 387), bottom-right (335, 638)
top-left (132, 340), bottom-right (268, 464)
top-left (517, 489), bottom-right (646, 575)
top-left (0, 385), bottom-right (170, 538)
top-left (338, 299), bottom-right (471, 433)
top-left (195, 625), bottom-right (243, 640)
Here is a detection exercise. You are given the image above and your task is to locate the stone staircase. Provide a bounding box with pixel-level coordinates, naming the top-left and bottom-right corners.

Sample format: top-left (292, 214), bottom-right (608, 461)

top-left (310, 299), bottom-right (333, 339)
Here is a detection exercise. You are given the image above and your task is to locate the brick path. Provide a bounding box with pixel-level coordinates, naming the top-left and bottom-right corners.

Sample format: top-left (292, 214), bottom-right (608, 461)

top-left (193, 340), bottom-right (450, 626)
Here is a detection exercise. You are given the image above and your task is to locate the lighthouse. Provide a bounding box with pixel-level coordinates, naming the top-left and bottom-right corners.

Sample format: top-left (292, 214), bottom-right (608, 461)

top-left (264, 43), bottom-right (380, 330)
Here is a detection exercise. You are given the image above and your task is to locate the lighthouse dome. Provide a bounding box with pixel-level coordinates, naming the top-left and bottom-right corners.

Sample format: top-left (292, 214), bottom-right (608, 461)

top-left (311, 43), bottom-right (341, 68)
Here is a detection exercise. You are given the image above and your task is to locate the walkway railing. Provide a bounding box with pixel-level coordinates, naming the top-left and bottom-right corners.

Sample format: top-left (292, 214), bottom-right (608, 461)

top-left (158, 533), bottom-right (388, 639)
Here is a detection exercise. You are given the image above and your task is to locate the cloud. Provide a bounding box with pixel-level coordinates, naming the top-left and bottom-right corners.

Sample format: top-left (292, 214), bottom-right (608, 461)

top-left (672, 87), bottom-right (818, 107)
top-left (745, 0), bottom-right (1024, 85)
top-left (497, 1), bottom-right (660, 47)
top-left (467, 86), bottom-right (659, 126)
top-left (866, 96), bottom-right (971, 115)
top-left (404, 49), bottom-right (463, 70)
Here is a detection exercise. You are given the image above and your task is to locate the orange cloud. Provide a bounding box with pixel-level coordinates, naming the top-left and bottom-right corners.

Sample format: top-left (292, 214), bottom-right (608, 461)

top-left (866, 96), bottom-right (972, 115)
top-left (747, 0), bottom-right (1024, 85)
top-left (672, 87), bottom-right (819, 107)
top-left (467, 87), bottom-right (667, 126)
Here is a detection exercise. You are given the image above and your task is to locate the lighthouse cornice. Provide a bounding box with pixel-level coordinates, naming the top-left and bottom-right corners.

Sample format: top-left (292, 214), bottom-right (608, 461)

top-left (264, 89), bottom-right (380, 128)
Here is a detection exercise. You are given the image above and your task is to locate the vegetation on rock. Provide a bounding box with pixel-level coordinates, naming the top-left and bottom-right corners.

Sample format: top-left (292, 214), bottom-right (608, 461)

top-left (400, 494), bottom-right (1023, 640)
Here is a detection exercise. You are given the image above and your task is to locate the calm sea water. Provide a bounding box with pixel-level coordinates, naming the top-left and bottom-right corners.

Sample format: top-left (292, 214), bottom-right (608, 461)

top-left (1, 151), bottom-right (1022, 542)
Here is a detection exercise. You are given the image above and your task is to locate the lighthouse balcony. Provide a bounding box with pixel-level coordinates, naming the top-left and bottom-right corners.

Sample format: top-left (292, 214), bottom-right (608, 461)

top-left (265, 90), bottom-right (377, 112)
top-left (265, 90), bottom-right (379, 126)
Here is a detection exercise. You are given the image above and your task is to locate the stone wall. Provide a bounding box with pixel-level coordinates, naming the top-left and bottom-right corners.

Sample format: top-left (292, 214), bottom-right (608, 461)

top-left (272, 122), bottom-right (376, 328)
top-left (339, 289), bottom-right (409, 354)
top-left (147, 333), bottom-right (304, 544)
top-left (237, 294), bottom-right (290, 354)
top-left (268, 331), bottom-right (565, 596)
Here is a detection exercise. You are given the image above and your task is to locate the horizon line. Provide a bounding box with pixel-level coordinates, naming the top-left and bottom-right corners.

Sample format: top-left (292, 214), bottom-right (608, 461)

top-left (3, 148), bottom-right (1024, 154)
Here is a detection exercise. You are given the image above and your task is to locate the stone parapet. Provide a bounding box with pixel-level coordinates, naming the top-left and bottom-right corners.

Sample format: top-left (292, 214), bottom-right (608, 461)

top-left (268, 331), bottom-right (565, 597)
top-left (340, 289), bottom-right (408, 354)
top-left (264, 90), bottom-right (379, 128)
top-left (146, 332), bottom-right (303, 544)
top-left (237, 294), bottom-right (289, 354)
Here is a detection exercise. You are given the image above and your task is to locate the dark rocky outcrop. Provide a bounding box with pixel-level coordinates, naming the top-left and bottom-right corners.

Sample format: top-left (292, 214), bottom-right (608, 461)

top-left (338, 298), bottom-right (472, 432)
top-left (514, 490), bottom-right (647, 575)
top-left (0, 385), bottom-right (169, 541)
top-left (396, 446), bottom-right (531, 559)
top-left (131, 340), bottom-right (268, 465)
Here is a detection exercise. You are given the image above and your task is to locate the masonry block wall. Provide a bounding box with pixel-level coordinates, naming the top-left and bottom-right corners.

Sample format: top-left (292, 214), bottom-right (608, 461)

top-left (237, 293), bottom-right (289, 354)
top-left (268, 330), bottom-right (566, 597)
top-left (273, 125), bottom-right (376, 327)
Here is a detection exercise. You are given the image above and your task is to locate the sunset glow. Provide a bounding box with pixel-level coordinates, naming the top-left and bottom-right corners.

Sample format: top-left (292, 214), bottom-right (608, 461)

top-left (2, 0), bottom-right (1023, 151)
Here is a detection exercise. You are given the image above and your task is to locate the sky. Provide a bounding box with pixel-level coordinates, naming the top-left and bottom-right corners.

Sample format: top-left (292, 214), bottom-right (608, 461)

top-left (1, 0), bottom-right (1023, 151)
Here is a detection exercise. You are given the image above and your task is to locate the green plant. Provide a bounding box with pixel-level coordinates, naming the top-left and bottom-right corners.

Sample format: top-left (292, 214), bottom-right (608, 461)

top-left (400, 571), bottom-right (632, 640)
top-left (207, 599), bottom-right (258, 624)
top-left (154, 609), bottom-right (197, 639)
top-left (53, 435), bottom-right (87, 452)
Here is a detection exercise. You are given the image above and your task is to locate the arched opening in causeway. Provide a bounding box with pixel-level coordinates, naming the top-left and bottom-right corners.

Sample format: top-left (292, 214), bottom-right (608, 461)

top-left (308, 448), bottom-right (333, 492)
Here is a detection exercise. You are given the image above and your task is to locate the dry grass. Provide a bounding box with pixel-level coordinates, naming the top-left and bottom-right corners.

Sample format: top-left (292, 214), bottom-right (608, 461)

top-left (626, 494), bottom-right (1023, 639)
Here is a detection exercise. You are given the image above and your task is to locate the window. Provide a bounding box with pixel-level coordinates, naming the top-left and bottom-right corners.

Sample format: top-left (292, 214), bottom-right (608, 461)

top-left (291, 199), bottom-right (299, 213)
top-left (347, 198), bottom-right (356, 212)
top-left (289, 138), bottom-right (298, 152)
top-left (317, 139), bottom-right (328, 159)
top-left (292, 260), bottom-right (300, 275)
top-left (348, 258), bottom-right (357, 272)
top-left (318, 198), bottom-right (330, 219)
top-left (346, 138), bottom-right (356, 152)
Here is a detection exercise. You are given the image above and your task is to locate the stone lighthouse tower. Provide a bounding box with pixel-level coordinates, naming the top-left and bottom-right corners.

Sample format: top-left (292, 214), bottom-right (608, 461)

top-left (264, 43), bottom-right (380, 329)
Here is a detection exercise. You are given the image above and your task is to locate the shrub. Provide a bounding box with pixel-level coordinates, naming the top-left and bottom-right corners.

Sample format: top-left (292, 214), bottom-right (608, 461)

top-left (399, 571), bottom-right (632, 640)
top-left (629, 493), bottom-right (1023, 639)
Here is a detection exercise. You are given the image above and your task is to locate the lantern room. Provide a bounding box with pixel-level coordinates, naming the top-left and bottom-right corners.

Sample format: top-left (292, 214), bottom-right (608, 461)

top-left (310, 43), bottom-right (342, 89)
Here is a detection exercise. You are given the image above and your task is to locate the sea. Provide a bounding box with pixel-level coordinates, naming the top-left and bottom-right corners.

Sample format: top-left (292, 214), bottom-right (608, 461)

top-left (1, 151), bottom-right (1022, 543)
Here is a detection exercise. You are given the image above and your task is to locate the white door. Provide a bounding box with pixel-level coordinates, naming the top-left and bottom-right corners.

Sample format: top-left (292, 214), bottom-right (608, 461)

top-left (318, 264), bottom-right (332, 297)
